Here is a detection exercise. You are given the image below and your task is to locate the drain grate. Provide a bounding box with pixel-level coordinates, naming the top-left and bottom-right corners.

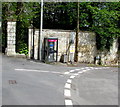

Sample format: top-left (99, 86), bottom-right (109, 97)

top-left (9, 80), bottom-right (17, 84)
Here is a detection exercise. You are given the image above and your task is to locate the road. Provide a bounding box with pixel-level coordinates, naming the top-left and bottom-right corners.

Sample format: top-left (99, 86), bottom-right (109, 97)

top-left (1, 53), bottom-right (118, 106)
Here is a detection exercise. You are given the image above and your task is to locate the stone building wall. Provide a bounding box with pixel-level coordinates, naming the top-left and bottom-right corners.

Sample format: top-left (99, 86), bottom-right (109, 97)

top-left (28, 29), bottom-right (71, 61)
top-left (42, 29), bottom-right (71, 61)
top-left (28, 29), bottom-right (118, 65)
top-left (28, 29), bottom-right (98, 63)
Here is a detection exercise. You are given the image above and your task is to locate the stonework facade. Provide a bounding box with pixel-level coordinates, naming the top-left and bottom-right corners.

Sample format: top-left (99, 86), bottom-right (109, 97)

top-left (100, 39), bottom-right (118, 65)
top-left (28, 29), bottom-right (118, 65)
top-left (6, 21), bottom-right (118, 65)
top-left (78, 32), bottom-right (97, 63)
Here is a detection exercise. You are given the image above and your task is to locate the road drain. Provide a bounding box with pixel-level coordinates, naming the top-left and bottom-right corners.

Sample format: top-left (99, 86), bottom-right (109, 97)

top-left (9, 80), bottom-right (17, 84)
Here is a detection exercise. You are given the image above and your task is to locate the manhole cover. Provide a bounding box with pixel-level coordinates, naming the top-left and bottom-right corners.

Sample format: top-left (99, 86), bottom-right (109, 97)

top-left (9, 80), bottom-right (17, 84)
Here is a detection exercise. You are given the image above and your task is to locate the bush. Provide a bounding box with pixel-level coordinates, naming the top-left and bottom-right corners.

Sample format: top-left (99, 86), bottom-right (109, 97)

top-left (18, 43), bottom-right (28, 55)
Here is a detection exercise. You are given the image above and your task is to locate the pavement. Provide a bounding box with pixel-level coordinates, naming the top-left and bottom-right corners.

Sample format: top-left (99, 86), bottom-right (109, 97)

top-left (1, 53), bottom-right (118, 106)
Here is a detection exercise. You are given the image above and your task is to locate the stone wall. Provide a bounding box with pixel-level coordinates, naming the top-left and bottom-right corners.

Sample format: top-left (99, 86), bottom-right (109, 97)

top-left (28, 29), bottom-right (71, 61)
top-left (78, 32), bottom-right (97, 63)
top-left (42, 29), bottom-right (71, 61)
top-left (100, 39), bottom-right (118, 65)
top-left (5, 21), bottom-right (118, 65)
top-left (28, 29), bottom-right (118, 65)
top-left (28, 29), bottom-right (97, 63)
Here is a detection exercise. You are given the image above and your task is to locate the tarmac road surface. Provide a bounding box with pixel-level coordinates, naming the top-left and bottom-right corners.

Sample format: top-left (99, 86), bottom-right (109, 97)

top-left (1, 53), bottom-right (118, 106)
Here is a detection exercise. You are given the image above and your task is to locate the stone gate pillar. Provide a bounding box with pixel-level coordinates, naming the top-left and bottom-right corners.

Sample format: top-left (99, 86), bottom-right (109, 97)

top-left (7, 21), bottom-right (16, 56)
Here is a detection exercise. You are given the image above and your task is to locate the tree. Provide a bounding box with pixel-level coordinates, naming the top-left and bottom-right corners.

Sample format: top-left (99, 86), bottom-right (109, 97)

top-left (2, 2), bottom-right (120, 53)
top-left (75, 2), bottom-right (79, 62)
top-left (2, 2), bottom-right (37, 53)
top-left (87, 2), bottom-right (120, 50)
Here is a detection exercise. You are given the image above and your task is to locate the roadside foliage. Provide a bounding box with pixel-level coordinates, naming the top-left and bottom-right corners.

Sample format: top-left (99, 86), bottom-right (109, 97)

top-left (2, 2), bottom-right (120, 53)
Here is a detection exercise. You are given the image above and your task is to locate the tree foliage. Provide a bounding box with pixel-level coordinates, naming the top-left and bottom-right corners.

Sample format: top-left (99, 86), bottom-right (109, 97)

top-left (2, 2), bottom-right (120, 53)
top-left (87, 3), bottom-right (120, 50)
top-left (2, 2), bottom-right (36, 53)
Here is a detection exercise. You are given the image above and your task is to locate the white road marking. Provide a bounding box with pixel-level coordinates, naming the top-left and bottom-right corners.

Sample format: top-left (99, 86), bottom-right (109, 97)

top-left (64, 72), bottom-right (70, 74)
top-left (85, 67), bottom-right (89, 68)
top-left (67, 79), bottom-right (72, 84)
top-left (73, 73), bottom-right (79, 76)
top-left (15, 68), bottom-right (49, 72)
top-left (82, 70), bottom-right (87, 72)
top-left (64, 89), bottom-right (71, 97)
top-left (63, 67), bottom-right (87, 105)
top-left (65, 99), bottom-right (73, 105)
top-left (94, 68), bottom-right (99, 69)
top-left (89, 67), bottom-right (94, 69)
top-left (69, 68), bottom-right (85, 73)
top-left (65, 83), bottom-right (71, 89)
top-left (15, 69), bottom-right (61, 74)
top-left (52, 71), bottom-right (62, 74)
top-left (86, 69), bottom-right (90, 70)
top-left (81, 68), bottom-right (85, 69)
top-left (70, 75), bottom-right (75, 79)
top-left (64, 66), bottom-right (109, 106)
top-left (75, 69), bottom-right (80, 71)
top-left (78, 71), bottom-right (83, 74)
top-left (69, 70), bottom-right (75, 73)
